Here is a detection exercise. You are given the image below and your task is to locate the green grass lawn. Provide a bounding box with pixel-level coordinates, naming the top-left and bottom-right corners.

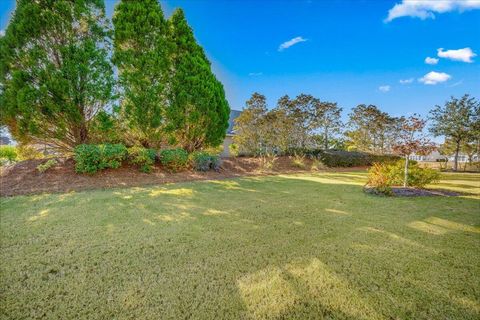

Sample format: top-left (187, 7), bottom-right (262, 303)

top-left (1, 172), bottom-right (479, 319)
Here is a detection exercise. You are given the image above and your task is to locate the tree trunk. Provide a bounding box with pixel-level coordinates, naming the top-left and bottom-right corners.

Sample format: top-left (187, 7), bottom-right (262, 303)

top-left (404, 155), bottom-right (409, 188)
top-left (324, 128), bottom-right (328, 150)
top-left (454, 142), bottom-right (460, 171)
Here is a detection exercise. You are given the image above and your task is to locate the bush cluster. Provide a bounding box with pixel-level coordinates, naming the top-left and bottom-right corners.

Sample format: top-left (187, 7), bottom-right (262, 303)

top-left (127, 146), bottom-right (157, 173)
top-left (73, 143), bottom-right (224, 174)
top-left (366, 160), bottom-right (440, 195)
top-left (159, 148), bottom-right (189, 172)
top-left (190, 151), bottom-right (221, 172)
top-left (74, 144), bottom-right (127, 174)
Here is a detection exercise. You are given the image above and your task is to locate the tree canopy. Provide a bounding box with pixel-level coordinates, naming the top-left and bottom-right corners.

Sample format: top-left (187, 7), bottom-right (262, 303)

top-left (113, 0), bottom-right (170, 148)
top-left (166, 9), bottom-right (230, 152)
top-left (0, 0), bottom-right (114, 152)
top-left (429, 94), bottom-right (479, 170)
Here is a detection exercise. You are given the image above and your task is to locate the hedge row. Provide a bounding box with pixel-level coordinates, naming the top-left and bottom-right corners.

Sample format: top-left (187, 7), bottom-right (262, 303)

top-left (74, 144), bottom-right (220, 174)
top-left (317, 150), bottom-right (400, 167)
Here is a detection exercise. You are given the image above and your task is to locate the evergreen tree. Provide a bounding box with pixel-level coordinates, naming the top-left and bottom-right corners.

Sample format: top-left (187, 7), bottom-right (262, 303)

top-left (167, 9), bottom-right (230, 152)
top-left (0, 0), bottom-right (114, 152)
top-left (112, 0), bottom-right (170, 147)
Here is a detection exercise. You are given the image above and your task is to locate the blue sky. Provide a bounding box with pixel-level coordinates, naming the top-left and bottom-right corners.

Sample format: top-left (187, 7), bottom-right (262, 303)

top-left (1, 0), bottom-right (479, 121)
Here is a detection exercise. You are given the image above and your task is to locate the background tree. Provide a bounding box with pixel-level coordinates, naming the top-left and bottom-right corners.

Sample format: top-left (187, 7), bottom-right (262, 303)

top-left (0, 0), bottom-right (114, 152)
top-left (429, 94), bottom-right (478, 171)
top-left (392, 115), bottom-right (435, 187)
top-left (345, 104), bottom-right (401, 154)
top-left (311, 101), bottom-right (342, 150)
top-left (167, 9), bottom-right (229, 152)
top-left (233, 93), bottom-right (268, 155)
top-left (113, 0), bottom-right (170, 147)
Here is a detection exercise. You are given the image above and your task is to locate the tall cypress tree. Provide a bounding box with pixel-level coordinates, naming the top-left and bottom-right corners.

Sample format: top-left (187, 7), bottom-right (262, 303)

top-left (167, 9), bottom-right (230, 152)
top-left (112, 0), bottom-right (170, 147)
top-left (0, 0), bottom-right (114, 152)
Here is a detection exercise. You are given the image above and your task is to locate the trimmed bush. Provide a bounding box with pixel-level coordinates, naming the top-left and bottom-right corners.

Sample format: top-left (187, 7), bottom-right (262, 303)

top-left (367, 160), bottom-right (440, 194)
top-left (74, 144), bottom-right (127, 174)
top-left (128, 146), bottom-right (157, 173)
top-left (190, 151), bottom-right (221, 172)
top-left (37, 159), bottom-right (57, 173)
top-left (159, 148), bottom-right (189, 172)
top-left (0, 146), bottom-right (17, 165)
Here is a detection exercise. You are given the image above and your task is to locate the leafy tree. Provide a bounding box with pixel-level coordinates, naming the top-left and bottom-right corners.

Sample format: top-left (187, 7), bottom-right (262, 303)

top-left (276, 94), bottom-right (315, 149)
top-left (233, 93), bottom-right (269, 155)
top-left (311, 101), bottom-right (342, 150)
top-left (112, 0), bottom-right (170, 147)
top-left (0, 0), bottom-right (114, 152)
top-left (429, 94), bottom-right (479, 171)
top-left (346, 104), bottom-right (401, 154)
top-left (167, 9), bottom-right (230, 152)
top-left (392, 115), bottom-right (435, 187)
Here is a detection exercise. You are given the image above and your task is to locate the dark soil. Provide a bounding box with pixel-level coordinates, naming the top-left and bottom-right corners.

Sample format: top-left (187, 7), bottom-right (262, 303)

top-left (364, 185), bottom-right (462, 197)
top-left (0, 157), bottom-right (366, 197)
top-left (391, 187), bottom-right (462, 197)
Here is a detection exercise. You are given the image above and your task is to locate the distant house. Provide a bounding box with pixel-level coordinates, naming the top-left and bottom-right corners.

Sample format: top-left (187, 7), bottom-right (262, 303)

top-left (409, 150), bottom-right (478, 163)
top-left (221, 110), bottom-right (241, 157)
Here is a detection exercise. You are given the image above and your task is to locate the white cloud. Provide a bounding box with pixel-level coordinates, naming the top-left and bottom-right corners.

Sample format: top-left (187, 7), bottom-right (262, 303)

top-left (418, 71), bottom-right (451, 85)
top-left (385, 0), bottom-right (480, 22)
top-left (248, 72), bottom-right (263, 76)
top-left (0, 30), bottom-right (4, 37)
top-left (278, 36), bottom-right (308, 51)
top-left (437, 47), bottom-right (477, 63)
top-left (425, 57), bottom-right (439, 65)
top-left (399, 78), bottom-right (414, 84)
top-left (379, 85), bottom-right (391, 92)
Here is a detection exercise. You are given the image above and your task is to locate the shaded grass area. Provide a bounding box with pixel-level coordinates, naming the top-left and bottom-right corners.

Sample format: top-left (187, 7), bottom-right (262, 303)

top-left (1, 172), bottom-right (479, 319)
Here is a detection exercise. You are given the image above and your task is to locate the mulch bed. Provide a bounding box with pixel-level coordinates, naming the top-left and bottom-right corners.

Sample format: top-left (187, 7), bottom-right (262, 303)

top-left (0, 156), bottom-right (366, 197)
top-left (364, 185), bottom-right (462, 197)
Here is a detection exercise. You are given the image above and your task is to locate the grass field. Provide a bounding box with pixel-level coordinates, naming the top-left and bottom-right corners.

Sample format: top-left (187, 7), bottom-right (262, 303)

top-left (1, 172), bottom-right (479, 319)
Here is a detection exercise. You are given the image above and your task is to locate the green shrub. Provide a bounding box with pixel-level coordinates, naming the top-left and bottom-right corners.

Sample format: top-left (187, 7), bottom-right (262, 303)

top-left (190, 151), bottom-right (221, 172)
top-left (37, 159), bottom-right (57, 173)
top-left (0, 146), bottom-right (17, 165)
top-left (367, 160), bottom-right (440, 192)
top-left (407, 164), bottom-right (441, 188)
top-left (159, 148), bottom-right (189, 172)
top-left (74, 144), bottom-right (127, 174)
top-left (128, 146), bottom-right (157, 173)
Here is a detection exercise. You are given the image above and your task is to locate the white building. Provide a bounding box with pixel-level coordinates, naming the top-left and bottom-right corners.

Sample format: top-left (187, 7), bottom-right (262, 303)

top-left (409, 150), bottom-right (478, 163)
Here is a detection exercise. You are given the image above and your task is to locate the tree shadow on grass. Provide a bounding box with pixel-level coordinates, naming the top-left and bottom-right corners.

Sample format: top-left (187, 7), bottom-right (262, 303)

top-left (2, 174), bottom-right (479, 319)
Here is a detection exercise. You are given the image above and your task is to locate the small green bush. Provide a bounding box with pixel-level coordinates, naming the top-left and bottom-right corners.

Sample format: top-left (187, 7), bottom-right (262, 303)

top-left (0, 146), bottom-right (17, 165)
top-left (367, 160), bottom-right (440, 192)
top-left (190, 151), bottom-right (221, 172)
top-left (127, 146), bottom-right (157, 173)
top-left (159, 148), bottom-right (189, 172)
top-left (74, 144), bottom-right (127, 174)
top-left (37, 159), bottom-right (57, 173)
